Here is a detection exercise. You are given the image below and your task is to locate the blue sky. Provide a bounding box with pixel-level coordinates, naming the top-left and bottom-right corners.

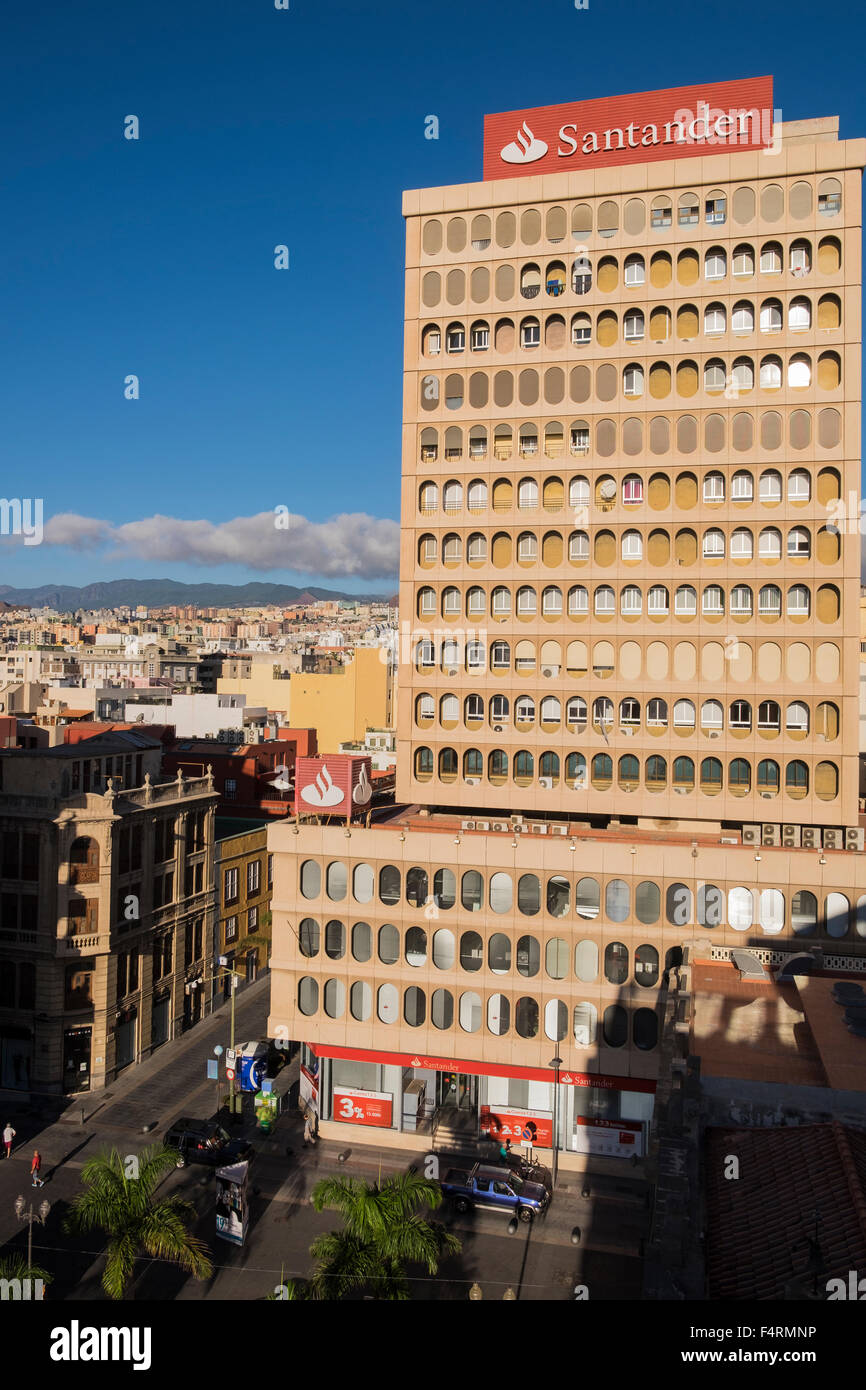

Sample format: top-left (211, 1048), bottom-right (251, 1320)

top-left (1, 0), bottom-right (863, 594)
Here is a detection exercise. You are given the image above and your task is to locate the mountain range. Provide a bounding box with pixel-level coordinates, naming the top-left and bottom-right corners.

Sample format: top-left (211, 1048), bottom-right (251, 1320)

top-left (0, 578), bottom-right (396, 611)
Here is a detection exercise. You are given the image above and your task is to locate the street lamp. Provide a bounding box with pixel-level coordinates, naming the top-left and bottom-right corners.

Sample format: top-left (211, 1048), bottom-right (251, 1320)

top-left (217, 956), bottom-right (246, 1118)
top-left (14, 1196), bottom-right (50, 1270)
top-left (549, 1055), bottom-right (563, 1190)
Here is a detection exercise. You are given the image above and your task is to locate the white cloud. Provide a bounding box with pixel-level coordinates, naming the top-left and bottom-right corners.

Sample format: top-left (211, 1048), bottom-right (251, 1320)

top-left (9, 508), bottom-right (400, 580)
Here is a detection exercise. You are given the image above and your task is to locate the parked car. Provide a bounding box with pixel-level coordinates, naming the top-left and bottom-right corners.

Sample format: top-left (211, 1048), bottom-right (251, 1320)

top-left (440, 1162), bottom-right (550, 1222)
top-left (163, 1117), bottom-right (254, 1169)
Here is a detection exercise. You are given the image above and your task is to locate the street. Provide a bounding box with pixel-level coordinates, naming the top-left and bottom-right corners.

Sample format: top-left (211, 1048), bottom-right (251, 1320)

top-left (0, 979), bottom-right (647, 1301)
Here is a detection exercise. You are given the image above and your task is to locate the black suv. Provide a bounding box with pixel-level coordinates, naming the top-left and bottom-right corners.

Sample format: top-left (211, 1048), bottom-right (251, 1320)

top-left (163, 1117), bottom-right (254, 1169)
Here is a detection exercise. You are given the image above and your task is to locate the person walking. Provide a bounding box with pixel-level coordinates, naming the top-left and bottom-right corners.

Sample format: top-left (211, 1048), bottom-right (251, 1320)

top-left (30, 1149), bottom-right (44, 1188)
top-left (3, 1123), bottom-right (15, 1159)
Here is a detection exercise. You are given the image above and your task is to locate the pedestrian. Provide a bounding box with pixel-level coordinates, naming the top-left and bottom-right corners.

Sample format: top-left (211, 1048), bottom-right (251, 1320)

top-left (31, 1149), bottom-right (44, 1188)
top-left (499, 1137), bottom-right (512, 1163)
top-left (3, 1122), bottom-right (15, 1159)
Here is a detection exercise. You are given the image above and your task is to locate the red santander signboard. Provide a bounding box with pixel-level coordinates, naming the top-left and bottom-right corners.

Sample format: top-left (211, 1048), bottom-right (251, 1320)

top-left (483, 76), bottom-right (774, 181)
top-left (294, 755), bottom-right (372, 818)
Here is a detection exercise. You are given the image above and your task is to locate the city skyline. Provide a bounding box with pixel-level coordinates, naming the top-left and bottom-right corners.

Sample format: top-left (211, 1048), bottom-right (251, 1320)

top-left (2, 0), bottom-right (865, 592)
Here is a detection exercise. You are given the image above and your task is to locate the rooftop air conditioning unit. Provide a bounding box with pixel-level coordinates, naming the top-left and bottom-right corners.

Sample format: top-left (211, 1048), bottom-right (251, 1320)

top-left (674, 787), bottom-right (689, 795)
top-left (542, 666), bottom-right (559, 678)
top-left (538, 778), bottom-right (553, 789)
top-left (760, 792), bottom-right (774, 799)
top-left (491, 821), bottom-right (508, 833)
top-left (448, 668), bottom-right (458, 677)
top-left (475, 820), bottom-right (490, 831)
top-left (465, 778), bottom-right (480, 787)
top-left (511, 814), bottom-right (524, 824)
top-left (620, 726), bottom-right (634, 736)
top-left (550, 824), bottom-right (567, 836)
top-left (530, 823), bottom-right (547, 834)
top-left (709, 731), bottom-right (720, 739)
top-left (461, 820), bottom-right (476, 830)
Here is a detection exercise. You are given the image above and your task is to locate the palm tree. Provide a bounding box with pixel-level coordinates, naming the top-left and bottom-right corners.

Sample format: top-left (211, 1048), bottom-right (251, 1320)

top-left (310, 1170), bottom-right (460, 1300)
top-left (62, 1145), bottom-right (213, 1300)
top-left (0, 1252), bottom-right (51, 1291)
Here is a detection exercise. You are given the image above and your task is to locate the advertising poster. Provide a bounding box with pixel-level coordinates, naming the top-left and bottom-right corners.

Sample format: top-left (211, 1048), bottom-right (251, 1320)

top-left (570, 1117), bottom-right (644, 1159)
top-left (333, 1086), bottom-right (393, 1127)
top-left (480, 1105), bottom-right (554, 1148)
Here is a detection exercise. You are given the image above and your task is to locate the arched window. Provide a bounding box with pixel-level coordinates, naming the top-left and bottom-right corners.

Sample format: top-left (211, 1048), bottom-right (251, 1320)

top-left (324, 920), bottom-right (346, 960)
top-left (300, 860), bottom-right (321, 899)
top-left (604, 941), bottom-right (628, 985)
top-left (377, 983), bottom-right (399, 1024)
top-left (605, 879), bottom-right (630, 922)
top-left (544, 999), bottom-right (569, 1042)
top-left (459, 930), bottom-right (483, 970)
top-left (574, 1002), bottom-right (598, 1046)
top-left (461, 871), bottom-right (483, 912)
top-left (516, 997), bottom-right (539, 1038)
top-left (633, 1009), bottom-right (658, 1051)
top-left (544, 875), bottom-right (568, 919)
top-left (459, 991), bottom-right (482, 1032)
top-left (432, 929), bottom-right (455, 969)
top-left (517, 935), bottom-right (540, 977)
top-left (603, 1005), bottom-right (628, 1048)
top-left (760, 299), bottom-right (782, 333)
top-left (624, 253), bottom-right (645, 285)
top-left (431, 989), bottom-right (453, 1030)
top-left (352, 922), bottom-right (372, 961)
top-left (489, 872), bottom-right (513, 913)
top-left (378, 924), bottom-right (400, 965)
top-left (666, 883), bottom-right (693, 926)
top-left (405, 925), bottom-right (427, 967)
top-left (488, 933), bottom-right (512, 974)
top-left (635, 945), bottom-right (659, 987)
top-left (299, 919), bottom-right (320, 957)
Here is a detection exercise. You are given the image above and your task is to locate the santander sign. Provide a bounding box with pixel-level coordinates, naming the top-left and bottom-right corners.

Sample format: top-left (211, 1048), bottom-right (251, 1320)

top-left (483, 77), bottom-right (774, 180)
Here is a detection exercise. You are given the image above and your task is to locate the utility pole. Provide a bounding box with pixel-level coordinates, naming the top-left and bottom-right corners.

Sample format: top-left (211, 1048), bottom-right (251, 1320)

top-left (217, 957), bottom-right (245, 1118)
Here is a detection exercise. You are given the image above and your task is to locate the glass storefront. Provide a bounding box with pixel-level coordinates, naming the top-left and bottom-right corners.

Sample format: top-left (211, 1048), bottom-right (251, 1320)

top-left (312, 1047), bottom-right (653, 1156)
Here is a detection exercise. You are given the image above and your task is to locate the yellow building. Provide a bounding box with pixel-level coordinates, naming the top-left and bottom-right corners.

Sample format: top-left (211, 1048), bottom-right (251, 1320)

top-left (288, 647), bottom-right (390, 753)
top-left (216, 654), bottom-right (294, 718)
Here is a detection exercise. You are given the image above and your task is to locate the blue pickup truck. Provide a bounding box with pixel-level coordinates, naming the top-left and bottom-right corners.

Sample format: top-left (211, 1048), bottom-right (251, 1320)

top-left (440, 1163), bottom-right (550, 1222)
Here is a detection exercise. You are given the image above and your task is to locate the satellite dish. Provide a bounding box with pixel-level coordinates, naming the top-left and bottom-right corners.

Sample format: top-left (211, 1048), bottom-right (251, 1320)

top-left (599, 479), bottom-right (617, 500)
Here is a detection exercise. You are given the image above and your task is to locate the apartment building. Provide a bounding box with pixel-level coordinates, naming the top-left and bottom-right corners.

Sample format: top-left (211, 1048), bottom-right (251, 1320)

top-left (268, 79), bottom-right (865, 1167)
top-left (0, 733), bottom-right (218, 1092)
top-left (214, 822), bottom-right (272, 1000)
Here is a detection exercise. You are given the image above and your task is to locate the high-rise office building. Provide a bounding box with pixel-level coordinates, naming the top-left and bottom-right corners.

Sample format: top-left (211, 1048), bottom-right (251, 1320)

top-left (269, 81), bottom-right (865, 1166)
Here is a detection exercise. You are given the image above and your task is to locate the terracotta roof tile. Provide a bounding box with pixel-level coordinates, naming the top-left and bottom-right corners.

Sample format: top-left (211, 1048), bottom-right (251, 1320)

top-left (706, 1123), bottom-right (866, 1299)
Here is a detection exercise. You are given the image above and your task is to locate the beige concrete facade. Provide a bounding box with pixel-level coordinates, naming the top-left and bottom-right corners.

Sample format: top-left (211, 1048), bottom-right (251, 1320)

top-left (267, 107), bottom-right (865, 1159)
top-left (397, 125), bottom-right (864, 827)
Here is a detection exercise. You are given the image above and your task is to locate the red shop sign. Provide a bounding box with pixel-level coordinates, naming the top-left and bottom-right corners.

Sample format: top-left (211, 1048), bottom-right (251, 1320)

top-left (333, 1086), bottom-right (393, 1128)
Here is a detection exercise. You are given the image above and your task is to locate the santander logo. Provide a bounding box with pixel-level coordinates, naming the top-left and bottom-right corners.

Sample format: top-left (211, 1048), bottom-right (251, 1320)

top-left (300, 764), bottom-right (344, 808)
top-left (500, 120), bottom-right (548, 165)
top-left (352, 765), bottom-right (372, 805)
